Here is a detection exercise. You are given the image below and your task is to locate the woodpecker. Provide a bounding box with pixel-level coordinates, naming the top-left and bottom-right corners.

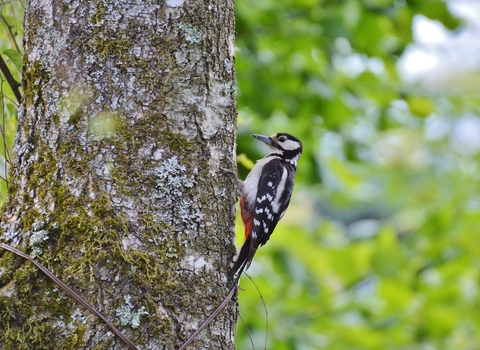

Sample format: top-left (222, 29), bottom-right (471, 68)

top-left (229, 132), bottom-right (303, 280)
top-left (179, 133), bottom-right (302, 350)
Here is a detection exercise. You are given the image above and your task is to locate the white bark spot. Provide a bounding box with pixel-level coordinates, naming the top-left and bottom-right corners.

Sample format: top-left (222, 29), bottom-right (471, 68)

top-left (122, 233), bottom-right (143, 250)
top-left (156, 303), bottom-right (169, 320)
top-left (194, 257), bottom-right (208, 269)
top-left (39, 0), bottom-right (54, 25)
top-left (182, 255), bottom-right (212, 271)
top-left (153, 149), bottom-right (164, 161)
top-left (200, 107), bottom-right (224, 139)
top-left (207, 143), bottom-right (222, 176)
top-left (167, 0), bottom-right (186, 7)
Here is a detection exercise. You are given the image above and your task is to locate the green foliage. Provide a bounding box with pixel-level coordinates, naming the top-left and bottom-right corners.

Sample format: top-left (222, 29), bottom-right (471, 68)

top-left (235, 0), bottom-right (480, 349)
top-left (0, 0), bottom-right (24, 205)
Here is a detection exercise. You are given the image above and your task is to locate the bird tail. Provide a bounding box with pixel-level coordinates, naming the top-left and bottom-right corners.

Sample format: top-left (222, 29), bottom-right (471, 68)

top-left (228, 236), bottom-right (251, 282)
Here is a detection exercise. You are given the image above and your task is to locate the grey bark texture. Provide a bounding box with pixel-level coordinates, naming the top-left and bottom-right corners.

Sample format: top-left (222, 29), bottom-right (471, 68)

top-left (0, 0), bottom-right (237, 349)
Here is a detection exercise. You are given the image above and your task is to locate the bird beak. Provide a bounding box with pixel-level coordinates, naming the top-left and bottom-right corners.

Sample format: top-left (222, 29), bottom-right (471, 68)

top-left (252, 134), bottom-right (274, 146)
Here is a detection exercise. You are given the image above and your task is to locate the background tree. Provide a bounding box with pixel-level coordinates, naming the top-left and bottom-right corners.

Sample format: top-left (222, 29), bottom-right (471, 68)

top-left (0, 0), bottom-right (237, 349)
top-left (2, 0), bottom-right (480, 349)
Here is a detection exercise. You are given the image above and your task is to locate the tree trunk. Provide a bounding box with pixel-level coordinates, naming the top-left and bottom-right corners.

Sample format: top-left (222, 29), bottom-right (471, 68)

top-left (0, 0), bottom-right (237, 349)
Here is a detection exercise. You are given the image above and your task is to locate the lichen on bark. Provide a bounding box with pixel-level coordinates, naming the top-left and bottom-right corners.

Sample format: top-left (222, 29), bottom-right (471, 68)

top-left (0, 0), bottom-right (237, 349)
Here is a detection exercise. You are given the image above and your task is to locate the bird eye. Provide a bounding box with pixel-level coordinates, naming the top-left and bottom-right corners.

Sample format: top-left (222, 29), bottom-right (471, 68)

top-left (278, 136), bottom-right (287, 142)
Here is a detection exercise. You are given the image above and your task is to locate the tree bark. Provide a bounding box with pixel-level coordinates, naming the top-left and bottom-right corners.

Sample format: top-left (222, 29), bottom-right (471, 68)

top-left (0, 0), bottom-right (237, 349)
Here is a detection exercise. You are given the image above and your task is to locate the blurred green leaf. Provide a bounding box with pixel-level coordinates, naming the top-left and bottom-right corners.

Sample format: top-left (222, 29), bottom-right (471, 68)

top-left (237, 153), bottom-right (255, 170)
top-left (371, 225), bottom-right (404, 277)
top-left (3, 49), bottom-right (22, 71)
top-left (405, 95), bottom-right (436, 117)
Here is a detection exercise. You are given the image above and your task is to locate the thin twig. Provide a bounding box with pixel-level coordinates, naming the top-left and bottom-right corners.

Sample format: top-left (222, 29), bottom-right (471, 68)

top-left (0, 54), bottom-right (21, 104)
top-left (0, 77), bottom-right (9, 186)
top-left (1, 15), bottom-right (21, 53)
top-left (0, 76), bottom-right (6, 186)
top-left (238, 312), bottom-right (256, 350)
top-left (2, 90), bottom-right (18, 107)
top-left (244, 272), bottom-right (268, 350)
top-left (0, 243), bottom-right (140, 350)
top-left (0, 122), bottom-right (13, 166)
top-left (0, 90), bottom-right (16, 173)
top-left (0, 172), bottom-right (9, 184)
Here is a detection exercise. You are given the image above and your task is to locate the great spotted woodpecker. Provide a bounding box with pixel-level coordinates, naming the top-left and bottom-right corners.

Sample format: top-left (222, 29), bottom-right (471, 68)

top-left (229, 133), bottom-right (303, 280)
top-left (179, 133), bottom-right (302, 350)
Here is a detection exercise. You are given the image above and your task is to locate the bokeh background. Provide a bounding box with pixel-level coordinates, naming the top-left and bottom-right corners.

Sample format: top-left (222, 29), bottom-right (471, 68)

top-left (2, 0), bottom-right (480, 349)
top-left (234, 0), bottom-right (480, 349)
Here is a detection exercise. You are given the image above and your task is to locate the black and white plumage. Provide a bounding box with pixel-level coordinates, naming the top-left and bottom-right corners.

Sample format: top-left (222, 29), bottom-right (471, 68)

top-left (229, 133), bottom-right (303, 280)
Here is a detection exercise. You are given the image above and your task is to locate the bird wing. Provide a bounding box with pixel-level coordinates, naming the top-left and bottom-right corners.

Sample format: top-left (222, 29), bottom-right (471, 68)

top-left (248, 159), bottom-right (294, 263)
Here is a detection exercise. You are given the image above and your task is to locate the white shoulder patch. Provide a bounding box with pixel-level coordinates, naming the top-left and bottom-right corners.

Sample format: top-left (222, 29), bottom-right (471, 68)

top-left (271, 167), bottom-right (288, 214)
